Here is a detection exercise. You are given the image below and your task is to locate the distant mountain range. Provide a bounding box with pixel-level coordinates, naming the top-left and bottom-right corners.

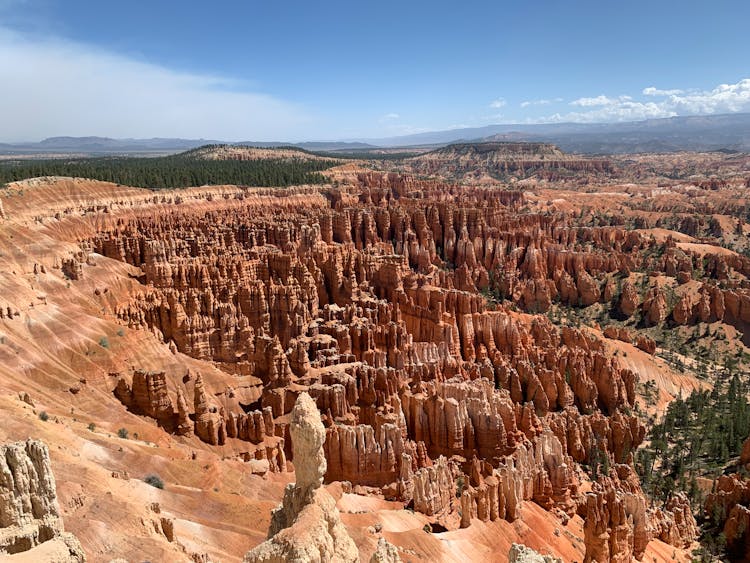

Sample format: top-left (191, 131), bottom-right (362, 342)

top-left (358, 113), bottom-right (750, 153)
top-left (2, 113), bottom-right (749, 156)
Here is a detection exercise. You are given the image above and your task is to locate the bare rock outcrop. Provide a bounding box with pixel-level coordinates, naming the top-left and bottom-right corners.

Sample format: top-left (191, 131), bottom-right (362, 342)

top-left (582, 465), bottom-right (696, 563)
top-left (508, 543), bottom-right (562, 563)
top-left (369, 537), bottom-right (401, 563)
top-left (193, 374), bottom-right (226, 446)
top-left (243, 393), bottom-right (358, 563)
top-left (603, 326), bottom-right (655, 355)
top-left (618, 281), bottom-right (639, 318)
top-left (705, 470), bottom-right (750, 561)
top-left (642, 288), bottom-right (668, 326)
top-left (412, 456), bottom-right (454, 517)
top-left (114, 370), bottom-right (175, 429)
top-left (0, 440), bottom-right (85, 561)
top-left (650, 493), bottom-right (697, 549)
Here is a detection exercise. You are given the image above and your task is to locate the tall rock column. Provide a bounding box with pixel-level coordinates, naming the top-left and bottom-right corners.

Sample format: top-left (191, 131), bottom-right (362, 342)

top-left (0, 439), bottom-right (86, 561)
top-left (244, 393), bottom-right (359, 563)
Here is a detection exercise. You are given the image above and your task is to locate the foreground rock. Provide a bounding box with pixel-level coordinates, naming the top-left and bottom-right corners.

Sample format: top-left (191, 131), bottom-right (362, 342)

top-left (368, 538), bottom-right (401, 563)
top-left (243, 393), bottom-right (358, 563)
top-left (0, 439), bottom-right (85, 561)
top-left (508, 543), bottom-right (562, 563)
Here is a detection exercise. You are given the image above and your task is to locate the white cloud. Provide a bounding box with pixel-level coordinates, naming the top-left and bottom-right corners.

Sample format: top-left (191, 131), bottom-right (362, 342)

top-left (382, 113), bottom-right (400, 120)
top-left (0, 27), bottom-right (313, 141)
top-left (544, 102), bottom-right (676, 123)
top-left (667, 79), bottom-right (750, 114)
top-left (570, 95), bottom-right (614, 107)
top-left (489, 98), bottom-right (506, 108)
top-left (643, 87), bottom-right (684, 96)
top-left (570, 95), bottom-right (632, 107)
top-left (544, 78), bottom-right (750, 123)
top-left (520, 97), bottom-right (562, 108)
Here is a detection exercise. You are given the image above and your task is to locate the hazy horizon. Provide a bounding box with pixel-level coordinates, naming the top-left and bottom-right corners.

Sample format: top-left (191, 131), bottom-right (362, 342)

top-left (0, 111), bottom-right (748, 148)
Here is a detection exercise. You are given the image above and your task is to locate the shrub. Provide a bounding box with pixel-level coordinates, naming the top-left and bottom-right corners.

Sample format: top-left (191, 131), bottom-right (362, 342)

top-left (144, 474), bottom-right (164, 489)
top-left (117, 428), bottom-right (129, 439)
top-left (99, 336), bottom-right (110, 349)
top-left (38, 411), bottom-right (49, 421)
top-left (88, 422), bottom-right (96, 432)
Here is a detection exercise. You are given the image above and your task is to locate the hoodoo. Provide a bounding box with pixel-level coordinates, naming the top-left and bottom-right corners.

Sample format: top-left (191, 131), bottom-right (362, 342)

top-left (243, 393), bottom-right (359, 563)
top-left (0, 440), bottom-right (85, 562)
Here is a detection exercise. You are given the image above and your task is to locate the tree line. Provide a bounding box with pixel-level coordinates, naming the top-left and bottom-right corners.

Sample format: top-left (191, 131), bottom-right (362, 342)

top-left (0, 152), bottom-right (338, 189)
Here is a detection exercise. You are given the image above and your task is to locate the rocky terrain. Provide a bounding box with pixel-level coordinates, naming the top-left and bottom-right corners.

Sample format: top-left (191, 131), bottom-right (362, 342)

top-left (704, 437), bottom-right (750, 561)
top-left (0, 439), bottom-right (85, 561)
top-left (0, 143), bottom-right (749, 561)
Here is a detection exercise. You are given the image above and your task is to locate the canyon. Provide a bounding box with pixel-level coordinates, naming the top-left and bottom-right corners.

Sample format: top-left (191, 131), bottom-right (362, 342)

top-left (0, 143), bottom-right (748, 561)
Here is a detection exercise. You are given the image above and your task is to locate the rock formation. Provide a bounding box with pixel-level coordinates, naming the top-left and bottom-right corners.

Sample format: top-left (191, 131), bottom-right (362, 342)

top-left (81, 169), bottom-right (706, 555)
top-left (508, 543), bottom-right (562, 563)
top-left (704, 438), bottom-right (750, 561)
top-left (114, 369), bottom-right (174, 429)
top-left (4, 145), bottom-right (750, 562)
top-left (368, 538), bottom-right (401, 563)
top-left (0, 440), bottom-right (85, 561)
top-left (193, 374), bottom-right (226, 446)
top-left (243, 393), bottom-right (358, 563)
top-left (582, 465), bottom-right (696, 563)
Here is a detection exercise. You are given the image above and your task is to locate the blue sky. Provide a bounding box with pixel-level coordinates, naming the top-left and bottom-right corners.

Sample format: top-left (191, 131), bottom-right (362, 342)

top-left (1, 0), bottom-right (749, 141)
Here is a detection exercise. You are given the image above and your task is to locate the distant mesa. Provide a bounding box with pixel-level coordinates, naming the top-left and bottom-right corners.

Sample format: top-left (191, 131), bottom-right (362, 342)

top-left (426, 141), bottom-right (565, 157)
top-left (0, 137), bottom-right (377, 157)
top-left (404, 140), bottom-right (613, 180)
top-left (187, 144), bottom-right (338, 162)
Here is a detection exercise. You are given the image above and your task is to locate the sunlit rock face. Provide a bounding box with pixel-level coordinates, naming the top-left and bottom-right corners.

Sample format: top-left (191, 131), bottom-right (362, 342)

top-left (243, 393), bottom-right (358, 563)
top-left (0, 439), bottom-right (86, 561)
